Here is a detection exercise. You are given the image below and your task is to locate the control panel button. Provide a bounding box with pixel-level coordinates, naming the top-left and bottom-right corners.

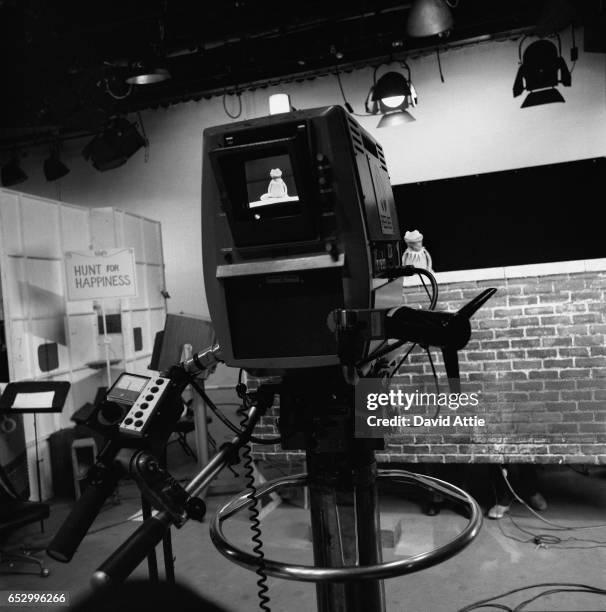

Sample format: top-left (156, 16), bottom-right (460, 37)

top-left (119, 374), bottom-right (170, 438)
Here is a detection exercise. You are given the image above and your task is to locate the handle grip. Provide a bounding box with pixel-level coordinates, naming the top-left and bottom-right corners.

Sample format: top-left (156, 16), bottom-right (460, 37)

top-left (47, 466), bottom-right (121, 563)
top-left (91, 514), bottom-right (170, 587)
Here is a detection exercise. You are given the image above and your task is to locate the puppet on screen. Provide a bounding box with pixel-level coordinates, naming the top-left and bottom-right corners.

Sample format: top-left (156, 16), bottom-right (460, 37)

top-left (260, 168), bottom-right (289, 200)
top-left (402, 229), bottom-right (433, 272)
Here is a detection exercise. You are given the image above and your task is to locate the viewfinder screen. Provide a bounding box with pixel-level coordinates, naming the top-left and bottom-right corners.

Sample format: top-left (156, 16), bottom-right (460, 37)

top-left (245, 154), bottom-right (300, 209)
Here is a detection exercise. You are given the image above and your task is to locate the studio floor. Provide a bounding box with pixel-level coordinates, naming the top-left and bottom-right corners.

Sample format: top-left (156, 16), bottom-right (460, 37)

top-left (3, 448), bottom-right (606, 612)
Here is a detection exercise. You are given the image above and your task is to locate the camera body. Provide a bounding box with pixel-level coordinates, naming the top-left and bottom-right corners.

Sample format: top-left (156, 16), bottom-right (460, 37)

top-left (202, 105), bottom-right (401, 372)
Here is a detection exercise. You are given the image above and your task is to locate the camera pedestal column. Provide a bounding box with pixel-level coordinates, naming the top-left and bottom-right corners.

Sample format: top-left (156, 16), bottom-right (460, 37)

top-left (307, 446), bottom-right (385, 612)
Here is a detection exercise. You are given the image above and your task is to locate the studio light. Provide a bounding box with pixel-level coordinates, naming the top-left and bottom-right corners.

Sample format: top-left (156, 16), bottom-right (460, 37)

top-left (43, 147), bottom-right (70, 182)
top-left (268, 93), bottom-right (292, 115)
top-left (126, 13), bottom-right (171, 86)
top-left (406, 0), bottom-right (454, 38)
top-left (513, 37), bottom-right (571, 108)
top-left (82, 118), bottom-right (146, 171)
top-left (1, 156), bottom-right (27, 187)
top-left (125, 60), bottom-right (171, 85)
top-left (377, 109), bottom-right (416, 128)
top-left (367, 67), bottom-right (418, 128)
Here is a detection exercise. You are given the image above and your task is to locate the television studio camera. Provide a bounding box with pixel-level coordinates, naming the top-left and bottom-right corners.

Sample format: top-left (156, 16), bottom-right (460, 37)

top-left (47, 106), bottom-right (496, 612)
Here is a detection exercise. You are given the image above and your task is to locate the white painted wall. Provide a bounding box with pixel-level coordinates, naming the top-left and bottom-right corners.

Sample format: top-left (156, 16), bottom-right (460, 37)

top-left (16, 31), bottom-right (606, 317)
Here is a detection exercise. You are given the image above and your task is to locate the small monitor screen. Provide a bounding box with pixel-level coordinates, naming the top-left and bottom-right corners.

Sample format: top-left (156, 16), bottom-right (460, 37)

top-left (245, 154), bottom-right (300, 209)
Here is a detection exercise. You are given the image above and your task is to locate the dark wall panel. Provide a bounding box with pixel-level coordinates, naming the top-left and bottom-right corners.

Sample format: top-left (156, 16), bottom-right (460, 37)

top-left (394, 157), bottom-right (606, 272)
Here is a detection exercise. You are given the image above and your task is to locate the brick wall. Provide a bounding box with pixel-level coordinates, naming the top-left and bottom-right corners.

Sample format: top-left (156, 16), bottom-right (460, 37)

top-left (252, 260), bottom-right (606, 466)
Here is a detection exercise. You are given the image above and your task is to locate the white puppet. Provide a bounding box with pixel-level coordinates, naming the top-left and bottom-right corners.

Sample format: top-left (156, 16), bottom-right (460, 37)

top-left (401, 229), bottom-right (433, 272)
top-left (260, 168), bottom-right (288, 200)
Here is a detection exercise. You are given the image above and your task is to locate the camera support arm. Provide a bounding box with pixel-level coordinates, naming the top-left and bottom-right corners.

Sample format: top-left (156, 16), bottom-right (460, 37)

top-left (90, 387), bottom-right (273, 588)
top-left (47, 349), bottom-right (225, 564)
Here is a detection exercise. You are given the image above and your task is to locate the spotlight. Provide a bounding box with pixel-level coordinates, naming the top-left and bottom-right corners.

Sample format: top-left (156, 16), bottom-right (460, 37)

top-left (513, 37), bottom-right (571, 108)
top-left (125, 60), bottom-right (171, 85)
top-left (43, 147), bottom-right (70, 182)
top-left (366, 67), bottom-right (418, 128)
top-left (374, 72), bottom-right (410, 108)
top-left (376, 109), bottom-right (416, 128)
top-left (82, 118), bottom-right (146, 171)
top-left (406, 0), bottom-right (454, 38)
top-left (1, 156), bottom-right (27, 187)
top-left (268, 93), bottom-right (292, 115)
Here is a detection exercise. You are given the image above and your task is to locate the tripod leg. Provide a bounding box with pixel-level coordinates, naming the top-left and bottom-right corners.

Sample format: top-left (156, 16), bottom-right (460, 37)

top-left (159, 439), bottom-right (175, 583)
top-left (141, 495), bottom-right (159, 582)
top-left (162, 528), bottom-right (175, 584)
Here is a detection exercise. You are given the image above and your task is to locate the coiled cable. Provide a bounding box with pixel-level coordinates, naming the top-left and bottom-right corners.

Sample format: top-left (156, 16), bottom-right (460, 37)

top-left (237, 383), bottom-right (271, 611)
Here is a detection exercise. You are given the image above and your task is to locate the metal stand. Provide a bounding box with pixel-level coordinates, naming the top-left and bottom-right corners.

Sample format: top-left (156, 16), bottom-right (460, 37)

top-left (141, 495), bottom-right (158, 582)
top-left (162, 530), bottom-right (175, 583)
top-left (99, 301), bottom-right (112, 388)
top-left (307, 449), bottom-right (385, 612)
top-left (139, 494), bottom-right (175, 584)
top-left (180, 343), bottom-right (210, 470)
top-left (192, 385), bottom-right (209, 469)
top-left (33, 413), bottom-right (44, 533)
top-left (208, 373), bottom-right (481, 612)
top-left (211, 470), bottom-right (482, 611)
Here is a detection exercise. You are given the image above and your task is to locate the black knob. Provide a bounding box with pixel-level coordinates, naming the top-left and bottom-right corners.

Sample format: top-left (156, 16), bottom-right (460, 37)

top-left (146, 460), bottom-right (159, 473)
top-left (185, 497), bottom-right (206, 522)
top-left (98, 401), bottom-right (124, 425)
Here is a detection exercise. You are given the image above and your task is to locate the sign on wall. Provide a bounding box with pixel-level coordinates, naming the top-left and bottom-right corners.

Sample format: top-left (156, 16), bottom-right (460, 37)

top-left (64, 248), bottom-right (138, 301)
